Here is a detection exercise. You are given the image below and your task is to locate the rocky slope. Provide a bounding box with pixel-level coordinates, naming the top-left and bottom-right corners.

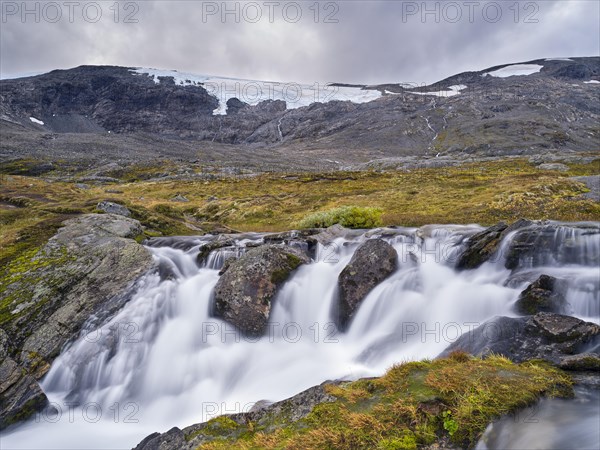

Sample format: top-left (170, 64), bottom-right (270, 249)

top-left (1, 58), bottom-right (598, 172)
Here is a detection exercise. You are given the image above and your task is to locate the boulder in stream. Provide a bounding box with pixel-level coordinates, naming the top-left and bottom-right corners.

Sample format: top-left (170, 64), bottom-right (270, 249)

top-left (337, 239), bottom-right (398, 329)
top-left (212, 245), bottom-right (310, 336)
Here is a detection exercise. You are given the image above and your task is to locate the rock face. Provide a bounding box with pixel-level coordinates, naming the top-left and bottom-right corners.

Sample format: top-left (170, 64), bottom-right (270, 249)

top-left (455, 219), bottom-right (533, 270)
top-left (503, 222), bottom-right (600, 270)
top-left (440, 312), bottom-right (600, 364)
top-left (0, 329), bottom-right (48, 429)
top-left (3, 58), bottom-right (599, 173)
top-left (0, 214), bottom-right (155, 428)
top-left (514, 275), bottom-right (567, 315)
top-left (212, 245), bottom-right (310, 336)
top-left (337, 239), bottom-right (398, 328)
top-left (134, 382), bottom-right (337, 450)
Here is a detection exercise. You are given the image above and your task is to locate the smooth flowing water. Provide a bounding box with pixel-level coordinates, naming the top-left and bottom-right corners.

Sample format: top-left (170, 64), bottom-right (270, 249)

top-left (2, 223), bottom-right (598, 449)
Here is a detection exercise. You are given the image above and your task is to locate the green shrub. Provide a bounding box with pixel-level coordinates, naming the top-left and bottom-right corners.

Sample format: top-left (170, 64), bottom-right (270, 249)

top-left (298, 206), bottom-right (383, 229)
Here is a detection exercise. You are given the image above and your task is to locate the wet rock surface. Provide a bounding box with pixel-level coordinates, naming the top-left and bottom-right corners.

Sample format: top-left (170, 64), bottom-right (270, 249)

top-left (0, 214), bottom-right (155, 427)
top-left (440, 312), bottom-right (600, 364)
top-left (514, 274), bottom-right (568, 315)
top-left (337, 239), bottom-right (398, 328)
top-left (212, 245), bottom-right (310, 336)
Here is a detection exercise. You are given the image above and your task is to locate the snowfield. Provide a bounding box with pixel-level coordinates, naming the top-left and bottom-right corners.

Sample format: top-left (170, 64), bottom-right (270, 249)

top-left (483, 64), bottom-right (543, 78)
top-left (131, 68), bottom-right (381, 115)
top-left (29, 117), bottom-right (44, 125)
top-left (409, 84), bottom-right (467, 98)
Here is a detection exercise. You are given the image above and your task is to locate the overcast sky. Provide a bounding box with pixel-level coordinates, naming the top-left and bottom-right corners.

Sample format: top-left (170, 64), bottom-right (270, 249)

top-left (1, 0), bottom-right (599, 84)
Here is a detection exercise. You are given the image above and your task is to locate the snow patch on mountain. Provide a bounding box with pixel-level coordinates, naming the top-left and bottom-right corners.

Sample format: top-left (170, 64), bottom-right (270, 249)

top-left (29, 116), bottom-right (44, 125)
top-left (409, 84), bottom-right (467, 98)
top-left (545, 58), bottom-right (574, 62)
top-left (130, 68), bottom-right (381, 115)
top-left (484, 64), bottom-right (543, 78)
top-left (584, 80), bottom-right (600, 84)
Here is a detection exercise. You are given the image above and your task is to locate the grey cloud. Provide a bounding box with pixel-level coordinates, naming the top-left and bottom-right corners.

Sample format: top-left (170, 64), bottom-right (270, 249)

top-left (1, 1), bottom-right (598, 84)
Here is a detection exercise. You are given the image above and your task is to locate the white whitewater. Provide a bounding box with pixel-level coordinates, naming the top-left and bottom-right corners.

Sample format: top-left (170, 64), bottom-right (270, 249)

top-left (2, 223), bottom-right (598, 449)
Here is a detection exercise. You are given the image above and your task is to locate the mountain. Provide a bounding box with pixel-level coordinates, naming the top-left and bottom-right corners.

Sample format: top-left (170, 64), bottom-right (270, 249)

top-left (0, 57), bottom-right (599, 172)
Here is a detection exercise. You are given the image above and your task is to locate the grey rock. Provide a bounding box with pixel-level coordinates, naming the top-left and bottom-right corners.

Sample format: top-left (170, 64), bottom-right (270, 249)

top-left (306, 224), bottom-right (348, 245)
top-left (0, 329), bottom-right (48, 430)
top-left (74, 183), bottom-right (90, 190)
top-left (559, 353), bottom-right (600, 372)
top-left (170, 194), bottom-right (189, 202)
top-left (0, 214), bottom-right (154, 426)
top-left (537, 163), bottom-right (569, 171)
top-left (571, 175), bottom-right (600, 202)
top-left (97, 201), bottom-right (131, 217)
top-left (212, 245), bottom-right (310, 336)
top-left (514, 275), bottom-right (567, 315)
top-left (337, 239), bottom-right (398, 328)
top-left (135, 382), bottom-right (338, 450)
top-left (440, 312), bottom-right (600, 364)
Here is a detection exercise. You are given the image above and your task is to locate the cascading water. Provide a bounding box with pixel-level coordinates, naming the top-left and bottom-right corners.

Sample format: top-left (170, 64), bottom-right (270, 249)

top-left (2, 223), bottom-right (598, 449)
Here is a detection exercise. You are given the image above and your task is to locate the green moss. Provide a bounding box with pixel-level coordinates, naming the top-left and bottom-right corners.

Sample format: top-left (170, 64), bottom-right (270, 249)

top-left (192, 356), bottom-right (573, 449)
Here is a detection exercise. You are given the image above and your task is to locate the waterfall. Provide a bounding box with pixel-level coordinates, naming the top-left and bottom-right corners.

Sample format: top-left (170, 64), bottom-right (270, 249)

top-left (2, 223), bottom-right (598, 449)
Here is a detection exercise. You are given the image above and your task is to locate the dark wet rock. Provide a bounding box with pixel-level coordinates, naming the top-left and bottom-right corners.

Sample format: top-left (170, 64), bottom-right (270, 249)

top-left (337, 239), bottom-right (398, 328)
top-left (212, 245), bottom-right (310, 336)
top-left (440, 312), bottom-right (600, 364)
top-left (0, 329), bottom-right (48, 430)
top-left (196, 238), bottom-right (235, 265)
top-left (514, 275), bottom-right (567, 315)
top-left (504, 222), bottom-right (600, 270)
top-left (559, 353), bottom-right (600, 372)
top-left (133, 427), bottom-right (186, 450)
top-left (0, 214), bottom-right (154, 427)
top-left (135, 382), bottom-right (338, 450)
top-left (96, 200), bottom-right (131, 217)
top-left (456, 219), bottom-right (533, 270)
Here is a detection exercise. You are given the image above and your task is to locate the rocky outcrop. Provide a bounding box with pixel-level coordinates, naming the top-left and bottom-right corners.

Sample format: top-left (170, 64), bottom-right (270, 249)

top-left (337, 239), bottom-right (398, 328)
top-left (134, 382), bottom-right (337, 450)
top-left (440, 312), bottom-right (600, 364)
top-left (503, 222), bottom-right (600, 270)
top-left (212, 245), bottom-right (310, 336)
top-left (455, 219), bottom-right (533, 270)
top-left (0, 329), bottom-right (48, 429)
top-left (514, 274), bottom-right (567, 315)
top-left (0, 214), bottom-right (155, 428)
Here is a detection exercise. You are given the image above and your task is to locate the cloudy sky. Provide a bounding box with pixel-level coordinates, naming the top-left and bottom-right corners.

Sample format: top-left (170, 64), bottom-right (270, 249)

top-left (1, 0), bottom-right (598, 84)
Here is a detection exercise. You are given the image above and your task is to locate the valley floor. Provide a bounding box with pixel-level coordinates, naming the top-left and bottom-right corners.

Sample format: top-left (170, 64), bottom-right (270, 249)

top-left (1, 157), bottom-right (598, 268)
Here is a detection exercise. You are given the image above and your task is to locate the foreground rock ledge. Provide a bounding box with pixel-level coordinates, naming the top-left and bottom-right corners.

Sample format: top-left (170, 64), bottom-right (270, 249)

top-left (212, 245), bottom-right (310, 336)
top-left (440, 312), bottom-right (600, 364)
top-left (0, 213), bottom-right (155, 429)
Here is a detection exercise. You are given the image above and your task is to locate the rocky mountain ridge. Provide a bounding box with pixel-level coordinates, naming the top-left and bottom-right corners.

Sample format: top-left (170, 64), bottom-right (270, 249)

top-left (1, 57), bottom-right (598, 172)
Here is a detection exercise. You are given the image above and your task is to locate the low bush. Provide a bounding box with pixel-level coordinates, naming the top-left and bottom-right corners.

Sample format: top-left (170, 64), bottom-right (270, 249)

top-left (298, 206), bottom-right (383, 229)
